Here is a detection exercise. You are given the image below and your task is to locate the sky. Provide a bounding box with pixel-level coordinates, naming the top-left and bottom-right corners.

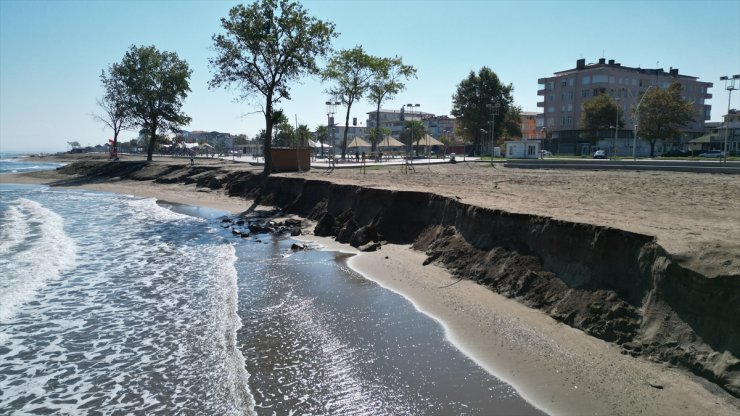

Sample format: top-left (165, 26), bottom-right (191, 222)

top-left (1, 0), bottom-right (739, 153)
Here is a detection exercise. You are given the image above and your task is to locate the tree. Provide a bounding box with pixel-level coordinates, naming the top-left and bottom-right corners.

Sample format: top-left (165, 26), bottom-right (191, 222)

top-left (579, 93), bottom-right (623, 148)
top-left (367, 56), bottom-right (416, 152)
top-left (315, 125), bottom-right (328, 156)
top-left (638, 83), bottom-right (694, 157)
top-left (107, 45), bottom-right (192, 161)
top-left (500, 105), bottom-right (523, 143)
top-left (322, 46), bottom-right (381, 159)
top-left (451, 67), bottom-right (514, 155)
top-left (296, 124), bottom-right (311, 147)
top-left (95, 69), bottom-right (133, 160)
top-left (399, 120), bottom-right (427, 155)
top-left (209, 0), bottom-right (337, 175)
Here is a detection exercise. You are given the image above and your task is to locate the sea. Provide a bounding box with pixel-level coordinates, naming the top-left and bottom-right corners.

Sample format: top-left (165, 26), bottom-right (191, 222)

top-left (0, 156), bottom-right (543, 415)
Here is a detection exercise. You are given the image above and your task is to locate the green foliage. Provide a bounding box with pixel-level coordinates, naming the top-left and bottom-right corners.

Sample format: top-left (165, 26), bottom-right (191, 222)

top-left (399, 120), bottom-right (426, 146)
top-left (638, 83), bottom-right (694, 157)
top-left (322, 46), bottom-right (383, 157)
top-left (107, 45), bottom-right (192, 161)
top-left (579, 93), bottom-right (623, 143)
top-left (367, 56), bottom-right (416, 151)
top-left (209, 0), bottom-right (337, 174)
top-left (315, 125), bottom-right (328, 155)
top-left (451, 67), bottom-right (515, 154)
top-left (500, 105), bottom-right (523, 143)
top-left (296, 124), bottom-right (311, 147)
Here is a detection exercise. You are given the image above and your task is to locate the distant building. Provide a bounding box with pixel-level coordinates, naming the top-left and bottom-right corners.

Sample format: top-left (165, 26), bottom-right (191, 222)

top-left (519, 111), bottom-right (540, 139)
top-left (538, 58), bottom-right (713, 155)
top-left (505, 140), bottom-right (541, 159)
top-left (366, 108), bottom-right (435, 138)
top-left (689, 111), bottom-right (740, 154)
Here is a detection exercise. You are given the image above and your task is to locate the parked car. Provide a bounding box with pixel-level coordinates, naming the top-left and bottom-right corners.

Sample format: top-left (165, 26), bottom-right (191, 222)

top-left (698, 150), bottom-right (724, 158)
top-left (593, 150), bottom-right (606, 159)
top-left (539, 150), bottom-right (552, 157)
top-left (660, 149), bottom-right (690, 157)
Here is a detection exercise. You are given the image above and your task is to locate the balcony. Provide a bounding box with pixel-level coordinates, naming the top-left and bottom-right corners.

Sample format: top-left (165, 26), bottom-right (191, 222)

top-left (537, 102), bottom-right (544, 108)
top-left (537, 89), bottom-right (545, 96)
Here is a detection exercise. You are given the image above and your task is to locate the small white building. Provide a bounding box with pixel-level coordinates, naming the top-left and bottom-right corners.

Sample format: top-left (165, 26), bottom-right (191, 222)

top-left (505, 140), bottom-right (541, 159)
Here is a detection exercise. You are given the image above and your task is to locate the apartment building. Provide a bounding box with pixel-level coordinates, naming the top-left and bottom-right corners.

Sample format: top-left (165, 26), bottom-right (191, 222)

top-left (366, 108), bottom-right (435, 138)
top-left (538, 58), bottom-right (713, 155)
top-left (520, 111), bottom-right (540, 139)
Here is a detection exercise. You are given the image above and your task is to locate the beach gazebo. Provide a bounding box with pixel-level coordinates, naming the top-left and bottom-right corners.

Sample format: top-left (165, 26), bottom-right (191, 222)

top-left (414, 134), bottom-right (445, 157)
top-left (378, 136), bottom-right (405, 148)
top-left (346, 137), bottom-right (371, 148)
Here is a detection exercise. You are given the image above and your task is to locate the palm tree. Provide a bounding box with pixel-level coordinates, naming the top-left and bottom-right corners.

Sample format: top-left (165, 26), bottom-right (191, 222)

top-left (315, 125), bottom-right (329, 156)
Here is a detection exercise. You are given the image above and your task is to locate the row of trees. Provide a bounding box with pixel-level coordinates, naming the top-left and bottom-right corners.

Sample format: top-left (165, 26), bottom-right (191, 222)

top-left (97, 0), bottom-right (523, 173)
top-left (579, 83), bottom-right (694, 157)
top-left (101, 0), bottom-right (693, 171)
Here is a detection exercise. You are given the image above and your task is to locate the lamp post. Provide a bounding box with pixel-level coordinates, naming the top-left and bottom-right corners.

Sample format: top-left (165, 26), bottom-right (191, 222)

top-left (406, 103), bottom-right (420, 162)
top-left (720, 74), bottom-right (740, 163)
top-left (630, 85), bottom-right (654, 161)
top-left (325, 98), bottom-right (340, 167)
top-left (613, 97), bottom-right (621, 160)
top-left (487, 103), bottom-right (500, 162)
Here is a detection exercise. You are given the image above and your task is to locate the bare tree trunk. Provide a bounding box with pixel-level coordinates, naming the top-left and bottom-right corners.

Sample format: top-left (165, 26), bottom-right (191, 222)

top-left (342, 107), bottom-right (351, 160)
top-left (146, 119), bottom-right (157, 162)
top-left (263, 98), bottom-right (273, 175)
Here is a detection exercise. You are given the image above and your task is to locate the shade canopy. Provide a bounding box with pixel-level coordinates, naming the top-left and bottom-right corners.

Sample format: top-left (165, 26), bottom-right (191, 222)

top-left (308, 140), bottom-right (333, 148)
top-left (414, 134), bottom-right (445, 147)
top-left (346, 137), bottom-right (371, 148)
top-left (377, 136), bottom-right (405, 147)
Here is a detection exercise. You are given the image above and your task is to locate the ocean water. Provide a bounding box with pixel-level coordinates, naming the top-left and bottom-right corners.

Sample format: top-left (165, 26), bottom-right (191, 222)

top-left (0, 176), bottom-right (543, 414)
top-left (0, 153), bottom-right (65, 174)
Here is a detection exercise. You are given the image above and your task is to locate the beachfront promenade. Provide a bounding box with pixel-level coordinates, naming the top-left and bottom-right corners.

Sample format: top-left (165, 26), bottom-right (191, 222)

top-left (222, 153), bottom-right (479, 169)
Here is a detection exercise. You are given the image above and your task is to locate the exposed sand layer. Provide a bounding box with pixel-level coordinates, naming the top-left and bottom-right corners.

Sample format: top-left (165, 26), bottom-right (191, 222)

top-left (274, 161), bottom-right (740, 278)
top-left (4, 154), bottom-right (739, 415)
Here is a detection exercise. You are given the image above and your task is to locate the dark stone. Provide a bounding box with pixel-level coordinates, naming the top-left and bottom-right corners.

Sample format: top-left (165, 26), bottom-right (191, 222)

top-left (248, 222), bottom-right (272, 234)
top-left (291, 243), bottom-right (305, 251)
top-left (314, 213), bottom-right (336, 237)
top-left (349, 225), bottom-right (379, 248)
top-left (289, 227), bottom-right (301, 236)
top-left (359, 242), bottom-right (381, 252)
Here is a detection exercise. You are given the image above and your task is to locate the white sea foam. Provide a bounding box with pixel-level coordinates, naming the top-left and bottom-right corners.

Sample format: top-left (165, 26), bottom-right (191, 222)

top-left (0, 190), bottom-right (255, 415)
top-left (0, 198), bottom-right (77, 322)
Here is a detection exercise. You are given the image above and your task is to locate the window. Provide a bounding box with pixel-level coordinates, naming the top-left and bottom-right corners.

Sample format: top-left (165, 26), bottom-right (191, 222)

top-left (609, 76), bottom-right (615, 84)
top-left (508, 146), bottom-right (513, 156)
top-left (582, 76), bottom-right (591, 85)
top-left (582, 89), bottom-right (590, 97)
top-left (592, 74), bottom-right (608, 83)
top-left (528, 145), bottom-right (536, 156)
top-left (568, 78), bottom-right (575, 86)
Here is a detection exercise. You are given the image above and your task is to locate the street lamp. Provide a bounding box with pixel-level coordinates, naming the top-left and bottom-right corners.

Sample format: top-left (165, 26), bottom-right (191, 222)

top-left (612, 97), bottom-right (621, 160)
top-left (487, 103), bottom-right (500, 161)
top-left (630, 85), bottom-right (654, 161)
top-left (720, 74), bottom-right (740, 163)
top-left (325, 98), bottom-right (340, 166)
top-left (406, 103), bottom-right (420, 158)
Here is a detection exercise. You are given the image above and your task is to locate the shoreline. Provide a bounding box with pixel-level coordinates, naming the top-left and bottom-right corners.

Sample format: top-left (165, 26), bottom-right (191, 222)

top-left (3, 170), bottom-right (739, 415)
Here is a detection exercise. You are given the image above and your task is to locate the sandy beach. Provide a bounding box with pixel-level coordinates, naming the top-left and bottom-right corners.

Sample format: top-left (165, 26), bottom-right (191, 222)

top-left (4, 155), bottom-right (739, 415)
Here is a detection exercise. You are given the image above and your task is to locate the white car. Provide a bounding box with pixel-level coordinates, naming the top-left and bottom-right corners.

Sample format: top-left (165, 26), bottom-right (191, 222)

top-left (593, 150), bottom-right (606, 159)
top-left (698, 150), bottom-right (724, 158)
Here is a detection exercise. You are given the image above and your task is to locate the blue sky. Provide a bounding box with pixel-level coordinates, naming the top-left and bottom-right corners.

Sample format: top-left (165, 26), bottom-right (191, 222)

top-left (1, 0), bottom-right (738, 152)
